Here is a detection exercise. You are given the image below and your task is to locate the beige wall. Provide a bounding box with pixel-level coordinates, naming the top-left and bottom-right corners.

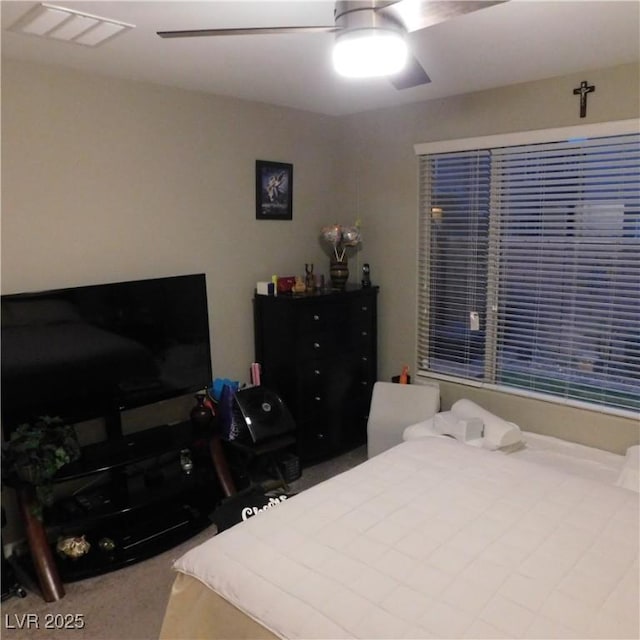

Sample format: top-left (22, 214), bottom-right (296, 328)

top-left (2, 60), bottom-right (639, 458)
top-left (0, 59), bottom-right (345, 544)
top-left (336, 62), bottom-right (640, 454)
top-left (1, 59), bottom-right (340, 386)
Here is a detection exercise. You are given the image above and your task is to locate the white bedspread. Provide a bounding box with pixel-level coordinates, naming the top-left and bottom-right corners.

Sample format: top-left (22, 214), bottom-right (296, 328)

top-left (175, 438), bottom-right (639, 639)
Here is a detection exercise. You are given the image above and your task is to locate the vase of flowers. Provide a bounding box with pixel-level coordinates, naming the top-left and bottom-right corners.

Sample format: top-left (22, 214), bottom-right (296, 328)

top-left (320, 221), bottom-right (362, 290)
top-left (329, 256), bottom-right (349, 290)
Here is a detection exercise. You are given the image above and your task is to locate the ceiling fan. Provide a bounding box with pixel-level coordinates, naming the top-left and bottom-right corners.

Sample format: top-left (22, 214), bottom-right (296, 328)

top-left (157, 1), bottom-right (506, 90)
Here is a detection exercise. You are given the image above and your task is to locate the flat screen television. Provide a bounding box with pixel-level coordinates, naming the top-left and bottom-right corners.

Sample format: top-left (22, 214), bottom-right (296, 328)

top-left (1, 274), bottom-right (212, 432)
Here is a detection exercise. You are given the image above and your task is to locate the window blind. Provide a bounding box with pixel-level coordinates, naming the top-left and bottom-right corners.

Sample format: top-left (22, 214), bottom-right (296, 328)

top-left (417, 150), bottom-right (490, 379)
top-left (418, 131), bottom-right (640, 413)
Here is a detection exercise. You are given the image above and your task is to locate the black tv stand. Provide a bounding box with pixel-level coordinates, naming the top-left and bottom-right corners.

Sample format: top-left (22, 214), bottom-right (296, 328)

top-left (13, 416), bottom-right (229, 601)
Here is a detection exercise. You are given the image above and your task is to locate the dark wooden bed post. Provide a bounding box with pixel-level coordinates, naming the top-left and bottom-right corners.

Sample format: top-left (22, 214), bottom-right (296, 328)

top-left (16, 485), bottom-right (65, 602)
top-left (209, 433), bottom-right (236, 498)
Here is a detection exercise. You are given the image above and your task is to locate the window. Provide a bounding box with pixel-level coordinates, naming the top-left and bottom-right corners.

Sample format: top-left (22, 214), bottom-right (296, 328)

top-left (416, 122), bottom-right (640, 413)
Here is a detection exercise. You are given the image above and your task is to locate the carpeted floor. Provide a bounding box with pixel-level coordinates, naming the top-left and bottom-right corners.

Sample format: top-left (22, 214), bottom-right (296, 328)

top-left (1, 446), bottom-right (367, 640)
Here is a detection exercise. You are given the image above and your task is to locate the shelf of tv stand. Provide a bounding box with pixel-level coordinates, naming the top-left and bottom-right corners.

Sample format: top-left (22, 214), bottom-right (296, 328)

top-left (32, 493), bottom-right (214, 583)
top-left (53, 421), bottom-right (206, 483)
top-left (46, 461), bottom-right (216, 530)
top-left (15, 419), bottom-right (225, 601)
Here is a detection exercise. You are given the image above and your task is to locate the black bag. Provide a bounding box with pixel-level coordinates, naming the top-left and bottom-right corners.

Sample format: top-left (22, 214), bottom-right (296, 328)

top-left (211, 489), bottom-right (294, 533)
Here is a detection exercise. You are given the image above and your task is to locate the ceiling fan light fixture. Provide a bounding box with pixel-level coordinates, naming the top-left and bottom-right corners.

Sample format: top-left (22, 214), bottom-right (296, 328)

top-left (333, 29), bottom-right (408, 78)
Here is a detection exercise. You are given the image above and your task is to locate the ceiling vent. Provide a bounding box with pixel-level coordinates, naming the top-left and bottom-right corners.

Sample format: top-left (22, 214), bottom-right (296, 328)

top-left (8, 3), bottom-right (134, 47)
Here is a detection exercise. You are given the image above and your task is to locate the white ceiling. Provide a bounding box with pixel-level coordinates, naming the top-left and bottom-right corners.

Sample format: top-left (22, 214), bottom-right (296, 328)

top-left (1, 0), bottom-right (639, 116)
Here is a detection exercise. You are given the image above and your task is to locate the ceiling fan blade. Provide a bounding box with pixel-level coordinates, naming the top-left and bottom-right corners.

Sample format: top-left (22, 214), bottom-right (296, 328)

top-left (157, 25), bottom-right (336, 39)
top-left (390, 53), bottom-right (431, 90)
top-left (384, 0), bottom-right (506, 90)
top-left (383, 0), bottom-right (507, 33)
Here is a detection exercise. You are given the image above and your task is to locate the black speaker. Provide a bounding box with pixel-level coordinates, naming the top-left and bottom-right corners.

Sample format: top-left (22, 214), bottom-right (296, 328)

top-left (233, 387), bottom-right (296, 444)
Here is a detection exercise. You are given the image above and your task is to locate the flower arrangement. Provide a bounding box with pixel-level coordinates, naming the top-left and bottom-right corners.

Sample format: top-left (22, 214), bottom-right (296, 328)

top-left (320, 220), bottom-right (362, 262)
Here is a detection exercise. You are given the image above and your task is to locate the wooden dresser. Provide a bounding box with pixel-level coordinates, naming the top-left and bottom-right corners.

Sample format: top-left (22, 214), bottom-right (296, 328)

top-left (253, 286), bottom-right (378, 463)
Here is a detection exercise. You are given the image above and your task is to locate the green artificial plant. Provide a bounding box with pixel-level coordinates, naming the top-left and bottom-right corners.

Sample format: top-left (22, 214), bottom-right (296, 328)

top-left (2, 416), bottom-right (81, 518)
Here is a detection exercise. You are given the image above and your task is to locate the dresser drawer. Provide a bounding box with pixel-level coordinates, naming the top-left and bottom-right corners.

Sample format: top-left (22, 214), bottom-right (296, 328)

top-left (353, 298), bottom-right (374, 317)
top-left (254, 287), bottom-right (378, 464)
top-left (296, 418), bottom-right (332, 461)
top-left (352, 326), bottom-right (374, 350)
top-left (296, 361), bottom-right (326, 418)
top-left (296, 304), bottom-right (343, 330)
top-left (351, 300), bottom-right (374, 339)
top-left (296, 330), bottom-right (338, 361)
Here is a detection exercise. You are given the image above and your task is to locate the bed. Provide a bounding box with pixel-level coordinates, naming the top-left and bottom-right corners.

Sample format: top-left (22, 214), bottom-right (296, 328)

top-left (160, 432), bottom-right (639, 639)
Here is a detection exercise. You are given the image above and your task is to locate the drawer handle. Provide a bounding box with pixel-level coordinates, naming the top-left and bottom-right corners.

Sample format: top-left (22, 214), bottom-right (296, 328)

top-left (361, 380), bottom-right (369, 386)
top-left (313, 314), bottom-right (320, 321)
top-left (361, 356), bottom-right (368, 362)
top-left (314, 369), bottom-right (321, 376)
top-left (362, 305), bottom-right (368, 311)
top-left (313, 342), bottom-right (321, 349)
top-left (361, 331), bottom-right (368, 337)
top-left (314, 396), bottom-right (322, 402)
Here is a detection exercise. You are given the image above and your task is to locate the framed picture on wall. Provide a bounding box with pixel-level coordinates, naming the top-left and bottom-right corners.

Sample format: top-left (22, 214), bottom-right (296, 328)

top-left (255, 160), bottom-right (293, 220)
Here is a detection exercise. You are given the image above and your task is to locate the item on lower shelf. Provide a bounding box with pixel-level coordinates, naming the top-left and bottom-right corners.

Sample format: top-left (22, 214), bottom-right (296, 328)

top-left (98, 537), bottom-right (116, 553)
top-left (277, 452), bottom-right (301, 483)
top-left (180, 449), bottom-right (194, 474)
top-left (52, 495), bottom-right (215, 583)
top-left (56, 535), bottom-right (91, 560)
top-left (75, 489), bottom-right (112, 513)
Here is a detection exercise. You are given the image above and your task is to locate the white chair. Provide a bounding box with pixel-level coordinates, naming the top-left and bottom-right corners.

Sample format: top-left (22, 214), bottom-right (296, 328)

top-left (366, 381), bottom-right (440, 458)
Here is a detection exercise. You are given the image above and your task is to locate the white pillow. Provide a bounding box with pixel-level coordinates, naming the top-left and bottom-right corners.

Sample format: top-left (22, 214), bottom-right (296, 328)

top-left (451, 399), bottom-right (524, 450)
top-left (402, 418), bottom-right (442, 441)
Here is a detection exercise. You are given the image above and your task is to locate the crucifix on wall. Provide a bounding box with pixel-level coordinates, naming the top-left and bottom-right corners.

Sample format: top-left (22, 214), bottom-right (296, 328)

top-left (573, 80), bottom-right (595, 118)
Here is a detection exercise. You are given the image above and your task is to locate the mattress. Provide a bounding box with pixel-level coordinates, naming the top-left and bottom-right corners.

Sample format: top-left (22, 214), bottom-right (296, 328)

top-left (160, 572), bottom-right (278, 639)
top-left (163, 436), bottom-right (639, 639)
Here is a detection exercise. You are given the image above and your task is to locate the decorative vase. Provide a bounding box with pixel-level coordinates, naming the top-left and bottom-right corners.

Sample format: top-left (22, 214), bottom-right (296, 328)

top-left (305, 263), bottom-right (315, 292)
top-left (330, 257), bottom-right (349, 290)
top-left (190, 394), bottom-right (213, 433)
